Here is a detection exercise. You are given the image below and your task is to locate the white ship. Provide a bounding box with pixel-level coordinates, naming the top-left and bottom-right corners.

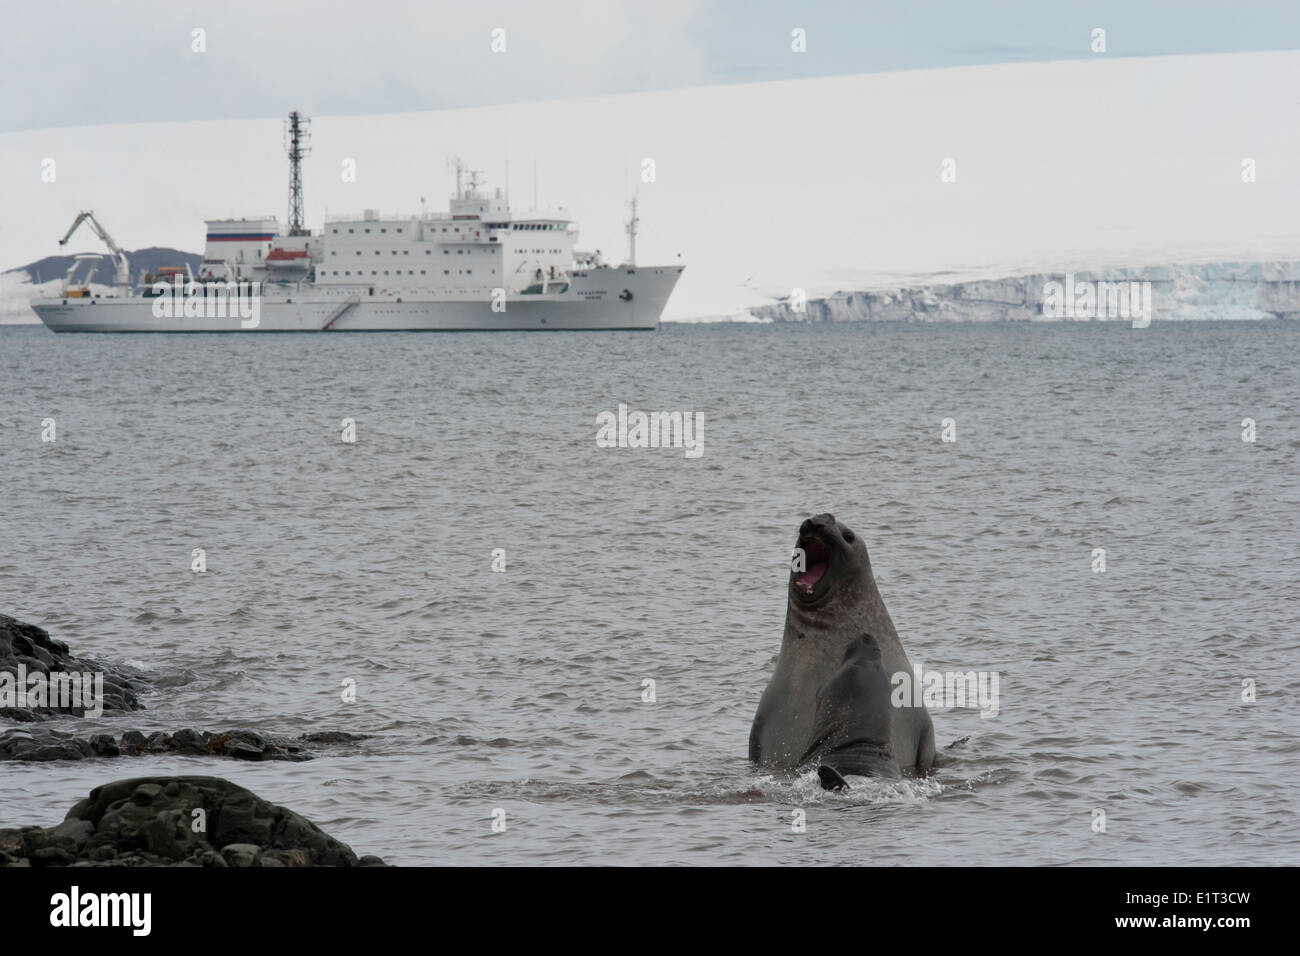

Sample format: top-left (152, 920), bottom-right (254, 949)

top-left (32, 114), bottom-right (682, 333)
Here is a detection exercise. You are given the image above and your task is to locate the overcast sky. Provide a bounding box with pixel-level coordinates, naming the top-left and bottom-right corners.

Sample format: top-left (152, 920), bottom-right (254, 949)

top-left (5, 0), bottom-right (1300, 132)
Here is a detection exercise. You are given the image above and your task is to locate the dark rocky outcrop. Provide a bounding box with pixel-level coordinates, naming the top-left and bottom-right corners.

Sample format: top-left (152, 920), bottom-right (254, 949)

top-left (0, 613), bottom-right (146, 720)
top-left (0, 728), bottom-right (370, 762)
top-left (0, 776), bottom-right (386, 867)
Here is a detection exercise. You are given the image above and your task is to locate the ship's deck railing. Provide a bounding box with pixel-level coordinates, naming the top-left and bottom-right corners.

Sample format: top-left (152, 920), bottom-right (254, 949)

top-left (323, 212), bottom-right (576, 227)
top-left (325, 212), bottom-right (421, 224)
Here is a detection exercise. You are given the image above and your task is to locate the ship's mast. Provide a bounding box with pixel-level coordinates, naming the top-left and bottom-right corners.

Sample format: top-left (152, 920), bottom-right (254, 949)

top-left (449, 156), bottom-right (464, 199)
top-left (285, 111), bottom-right (311, 236)
top-left (625, 195), bottom-right (639, 268)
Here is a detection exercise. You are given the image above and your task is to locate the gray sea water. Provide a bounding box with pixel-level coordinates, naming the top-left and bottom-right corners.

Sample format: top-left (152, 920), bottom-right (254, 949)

top-left (1, 319), bottom-right (1297, 866)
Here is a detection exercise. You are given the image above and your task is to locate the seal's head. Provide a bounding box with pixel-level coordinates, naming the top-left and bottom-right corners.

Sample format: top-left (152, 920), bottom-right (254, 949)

top-left (789, 513), bottom-right (868, 606)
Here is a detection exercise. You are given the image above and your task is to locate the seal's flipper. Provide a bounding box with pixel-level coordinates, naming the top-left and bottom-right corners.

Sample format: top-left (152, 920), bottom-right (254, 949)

top-left (800, 633), bottom-right (906, 782)
top-left (817, 765), bottom-right (850, 791)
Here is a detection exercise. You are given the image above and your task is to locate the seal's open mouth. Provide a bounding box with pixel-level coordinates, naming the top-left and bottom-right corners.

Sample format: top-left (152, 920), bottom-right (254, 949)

top-left (794, 534), bottom-right (830, 597)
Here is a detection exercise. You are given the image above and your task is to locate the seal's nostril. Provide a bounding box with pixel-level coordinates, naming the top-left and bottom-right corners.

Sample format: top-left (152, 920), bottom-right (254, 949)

top-left (843, 528), bottom-right (856, 543)
top-left (799, 519), bottom-right (814, 536)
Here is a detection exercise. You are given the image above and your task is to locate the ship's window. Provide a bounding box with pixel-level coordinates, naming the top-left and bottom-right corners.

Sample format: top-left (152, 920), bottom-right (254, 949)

top-left (403, 250), bottom-right (408, 255)
top-left (392, 251), bottom-right (397, 255)
top-left (332, 228), bottom-right (338, 234)
top-left (457, 250), bottom-right (463, 255)
top-left (345, 271), bottom-right (350, 275)
top-left (384, 271), bottom-right (389, 276)
top-left (444, 250), bottom-right (449, 255)
top-left (349, 228), bottom-right (354, 233)
top-left (467, 270), bottom-right (472, 275)
top-left (426, 250), bottom-right (430, 255)
top-left (444, 270), bottom-right (449, 275)
top-left (420, 270), bottom-right (426, 275)
top-left (356, 251), bottom-right (361, 256)
top-left (381, 228), bottom-right (386, 233)
top-left (331, 251), bottom-right (336, 256)
top-left (396, 228), bottom-right (402, 233)
top-left (371, 271), bottom-right (376, 275)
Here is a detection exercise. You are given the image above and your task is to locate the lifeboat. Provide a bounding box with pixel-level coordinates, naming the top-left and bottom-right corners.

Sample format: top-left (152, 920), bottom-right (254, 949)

top-left (265, 247), bottom-right (312, 274)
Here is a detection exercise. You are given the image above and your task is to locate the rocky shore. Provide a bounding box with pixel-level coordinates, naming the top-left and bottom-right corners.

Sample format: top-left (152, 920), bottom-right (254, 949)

top-left (3, 613), bottom-right (387, 865)
top-left (0, 776), bottom-right (385, 867)
top-left (0, 727), bottom-right (369, 762)
top-left (1, 613), bottom-right (146, 719)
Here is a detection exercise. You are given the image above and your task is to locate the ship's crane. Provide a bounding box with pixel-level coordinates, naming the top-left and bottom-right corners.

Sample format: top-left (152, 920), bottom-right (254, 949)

top-left (58, 211), bottom-right (131, 293)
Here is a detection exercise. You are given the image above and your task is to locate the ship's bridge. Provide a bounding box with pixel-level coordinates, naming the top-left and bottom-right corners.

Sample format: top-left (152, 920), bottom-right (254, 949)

top-left (449, 193), bottom-right (507, 220)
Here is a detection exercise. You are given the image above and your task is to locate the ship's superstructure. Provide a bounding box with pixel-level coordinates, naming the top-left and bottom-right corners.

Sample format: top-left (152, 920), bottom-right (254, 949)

top-left (33, 116), bottom-right (682, 332)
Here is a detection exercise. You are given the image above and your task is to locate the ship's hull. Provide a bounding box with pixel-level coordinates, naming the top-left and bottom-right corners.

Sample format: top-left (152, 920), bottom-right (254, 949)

top-left (32, 266), bottom-right (683, 332)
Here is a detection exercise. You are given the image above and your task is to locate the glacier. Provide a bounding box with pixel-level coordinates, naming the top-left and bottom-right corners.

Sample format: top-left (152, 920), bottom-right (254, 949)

top-left (744, 262), bottom-right (1300, 324)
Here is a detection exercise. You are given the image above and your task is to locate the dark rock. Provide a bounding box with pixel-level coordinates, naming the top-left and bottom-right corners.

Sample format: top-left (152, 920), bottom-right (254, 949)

top-left (168, 728), bottom-right (206, 754)
top-left (0, 727), bottom-right (362, 762)
top-left (220, 843), bottom-right (261, 867)
top-left (46, 819), bottom-right (94, 853)
top-left (0, 776), bottom-right (384, 867)
top-left (0, 613), bottom-right (147, 720)
top-left (0, 729), bottom-right (93, 761)
top-left (89, 734), bottom-right (120, 756)
top-left (30, 846), bottom-right (74, 866)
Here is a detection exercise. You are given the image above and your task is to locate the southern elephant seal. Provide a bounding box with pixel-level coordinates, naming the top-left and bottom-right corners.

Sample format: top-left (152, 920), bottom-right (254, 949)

top-left (749, 513), bottom-right (934, 777)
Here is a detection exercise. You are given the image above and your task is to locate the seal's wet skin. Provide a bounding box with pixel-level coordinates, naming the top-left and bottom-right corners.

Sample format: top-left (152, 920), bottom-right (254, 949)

top-left (801, 635), bottom-right (904, 790)
top-left (750, 514), bottom-right (935, 782)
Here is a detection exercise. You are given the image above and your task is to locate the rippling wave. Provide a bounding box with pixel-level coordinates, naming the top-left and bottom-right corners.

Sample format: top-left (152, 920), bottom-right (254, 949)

top-left (2, 321), bottom-right (1297, 865)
